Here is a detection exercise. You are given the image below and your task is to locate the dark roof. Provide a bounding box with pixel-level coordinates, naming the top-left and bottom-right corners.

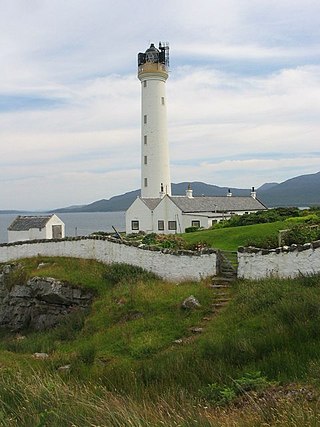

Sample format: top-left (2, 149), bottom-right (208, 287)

top-left (8, 215), bottom-right (54, 231)
top-left (169, 196), bottom-right (267, 212)
top-left (139, 195), bottom-right (267, 213)
top-left (141, 198), bottom-right (162, 210)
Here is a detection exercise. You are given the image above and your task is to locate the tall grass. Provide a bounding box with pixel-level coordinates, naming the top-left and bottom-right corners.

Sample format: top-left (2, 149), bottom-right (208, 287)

top-left (1, 258), bottom-right (320, 425)
top-left (0, 368), bottom-right (319, 426)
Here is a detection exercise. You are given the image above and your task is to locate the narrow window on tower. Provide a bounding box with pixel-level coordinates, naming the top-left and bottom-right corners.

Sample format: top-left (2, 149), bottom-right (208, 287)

top-left (143, 81), bottom-right (147, 87)
top-left (161, 97), bottom-right (165, 105)
top-left (144, 156), bottom-right (147, 165)
top-left (144, 135), bottom-right (147, 145)
top-left (144, 115), bottom-right (147, 124)
top-left (144, 178), bottom-right (148, 187)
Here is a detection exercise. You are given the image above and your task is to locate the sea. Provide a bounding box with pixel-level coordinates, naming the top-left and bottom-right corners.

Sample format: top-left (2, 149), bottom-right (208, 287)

top-left (0, 211), bottom-right (126, 244)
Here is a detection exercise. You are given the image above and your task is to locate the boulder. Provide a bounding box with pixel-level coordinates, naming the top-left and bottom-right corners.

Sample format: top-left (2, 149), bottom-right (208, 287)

top-left (0, 264), bottom-right (94, 332)
top-left (181, 295), bottom-right (201, 309)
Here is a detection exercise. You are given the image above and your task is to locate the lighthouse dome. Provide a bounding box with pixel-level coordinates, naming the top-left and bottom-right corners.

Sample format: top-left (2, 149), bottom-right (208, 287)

top-left (145, 43), bottom-right (159, 62)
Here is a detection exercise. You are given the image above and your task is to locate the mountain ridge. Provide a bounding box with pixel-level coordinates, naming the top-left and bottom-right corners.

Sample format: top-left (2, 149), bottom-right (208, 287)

top-left (49, 171), bottom-right (320, 213)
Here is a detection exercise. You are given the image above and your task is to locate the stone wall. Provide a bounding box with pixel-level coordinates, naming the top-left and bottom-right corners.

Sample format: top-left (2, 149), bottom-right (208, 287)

top-left (0, 236), bottom-right (218, 282)
top-left (238, 240), bottom-right (320, 280)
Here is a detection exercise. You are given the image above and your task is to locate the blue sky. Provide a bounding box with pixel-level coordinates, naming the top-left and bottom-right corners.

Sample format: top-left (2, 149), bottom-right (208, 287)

top-left (1, 0), bottom-right (320, 210)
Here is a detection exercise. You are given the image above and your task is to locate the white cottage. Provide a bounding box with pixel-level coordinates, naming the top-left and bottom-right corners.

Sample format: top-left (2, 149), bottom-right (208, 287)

top-left (126, 189), bottom-right (267, 234)
top-left (7, 214), bottom-right (65, 243)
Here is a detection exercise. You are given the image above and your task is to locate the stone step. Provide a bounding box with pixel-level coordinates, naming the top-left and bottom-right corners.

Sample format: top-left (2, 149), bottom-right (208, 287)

top-left (221, 271), bottom-right (236, 275)
top-left (210, 284), bottom-right (230, 289)
top-left (212, 277), bottom-right (234, 283)
top-left (215, 298), bottom-right (230, 303)
top-left (212, 302), bottom-right (228, 308)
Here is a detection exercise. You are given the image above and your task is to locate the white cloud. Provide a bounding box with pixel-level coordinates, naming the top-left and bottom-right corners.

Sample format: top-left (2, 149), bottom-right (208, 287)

top-left (0, 1), bottom-right (319, 209)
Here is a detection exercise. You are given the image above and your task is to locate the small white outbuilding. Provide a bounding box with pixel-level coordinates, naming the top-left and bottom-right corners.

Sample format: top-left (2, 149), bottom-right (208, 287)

top-left (7, 214), bottom-right (65, 243)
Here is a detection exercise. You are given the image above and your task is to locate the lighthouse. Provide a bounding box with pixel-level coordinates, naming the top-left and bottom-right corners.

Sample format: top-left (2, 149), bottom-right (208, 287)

top-left (125, 43), bottom-right (267, 235)
top-left (138, 42), bottom-right (171, 198)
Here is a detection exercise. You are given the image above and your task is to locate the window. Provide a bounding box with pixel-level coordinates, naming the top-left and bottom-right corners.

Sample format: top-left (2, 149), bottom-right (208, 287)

top-left (158, 220), bottom-right (164, 231)
top-left (144, 156), bottom-right (147, 165)
top-left (168, 221), bottom-right (177, 230)
top-left (143, 81), bottom-right (147, 87)
top-left (144, 135), bottom-right (147, 145)
top-left (191, 220), bottom-right (200, 228)
top-left (131, 220), bottom-right (139, 230)
top-left (212, 220), bottom-right (217, 225)
top-left (161, 96), bottom-right (165, 105)
top-left (144, 178), bottom-right (148, 187)
top-left (144, 115), bottom-right (147, 124)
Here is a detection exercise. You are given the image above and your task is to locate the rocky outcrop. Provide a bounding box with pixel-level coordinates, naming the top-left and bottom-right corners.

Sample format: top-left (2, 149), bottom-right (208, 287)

top-left (0, 264), bottom-right (94, 331)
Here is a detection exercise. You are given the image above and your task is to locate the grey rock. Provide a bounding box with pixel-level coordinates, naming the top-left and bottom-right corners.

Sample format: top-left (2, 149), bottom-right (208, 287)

top-left (57, 364), bottom-right (71, 371)
top-left (33, 352), bottom-right (49, 359)
top-left (181, 295), bottom-right (201, 309)
top-left (0, 263), bottom-right (94, 332)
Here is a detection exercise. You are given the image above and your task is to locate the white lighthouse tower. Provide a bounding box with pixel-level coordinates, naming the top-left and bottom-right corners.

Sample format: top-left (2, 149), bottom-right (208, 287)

top-left (138, 42), bottom-right (171, 198)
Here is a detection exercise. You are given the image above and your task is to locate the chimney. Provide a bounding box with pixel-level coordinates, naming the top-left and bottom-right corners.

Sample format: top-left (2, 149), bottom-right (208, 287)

top-left (251, 186), bottom-right (257, 199)
top-left (186, 183), bottom-right (193, 198)
top-left (159, 183), bottom-right (165, 198)
top-left (227, 188), bottom-right (232, 197)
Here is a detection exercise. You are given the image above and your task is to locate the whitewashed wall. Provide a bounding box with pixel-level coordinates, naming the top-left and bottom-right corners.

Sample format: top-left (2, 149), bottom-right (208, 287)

top-left (125, 198), bottom-right (153, 234)
top-left (238, 242), bottom-right (320, 280)
top-left (0, 237), bottom-right (217, 282)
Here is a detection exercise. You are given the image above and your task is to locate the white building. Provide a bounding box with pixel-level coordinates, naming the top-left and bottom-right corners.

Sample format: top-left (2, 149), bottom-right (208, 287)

top-left (8, 214), bottom-right (65, 243)
top-left (126, 188), bottom-right (267, 234)
top-left (125, 42), bottom-right (267, 234)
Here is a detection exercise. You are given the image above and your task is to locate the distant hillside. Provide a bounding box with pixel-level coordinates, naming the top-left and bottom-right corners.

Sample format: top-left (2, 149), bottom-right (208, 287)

top-left (51, 171), bottom-right (320, 213)
top-left (51, 183), bottom-right (253, 213)
top-left (258, 171), bottom-right (320, 207)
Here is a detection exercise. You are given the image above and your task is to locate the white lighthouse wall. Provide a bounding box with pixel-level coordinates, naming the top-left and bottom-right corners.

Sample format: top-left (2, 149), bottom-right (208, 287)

top-left (140, 75), bottom-right (171, 198)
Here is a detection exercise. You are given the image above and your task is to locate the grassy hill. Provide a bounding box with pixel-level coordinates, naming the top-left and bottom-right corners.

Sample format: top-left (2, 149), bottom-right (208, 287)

top-left (1, 257), bottom-right (320, 425)
top-left (182, 221), bottom-right (287, 251)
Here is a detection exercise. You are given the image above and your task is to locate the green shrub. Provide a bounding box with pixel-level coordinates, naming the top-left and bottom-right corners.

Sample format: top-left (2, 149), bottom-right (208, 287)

top-left (103, 263), bottom-right (158, 286)
top-left (199, 372), bottom-right (272, 406)
top-left (234, 371), bottom-right (272, 392)
top-left (199, 383), bottom-right (236, 406)
top-left (141, 233), bottom-right (157, 245)
top-left (282, 224), bottom-right (320, 245)
top-left (285, 214), bottom-right (320, 226)
top-left (185, 226), bottom-right (201, 233)
top-left (77, 343), bottom-right (96, 365)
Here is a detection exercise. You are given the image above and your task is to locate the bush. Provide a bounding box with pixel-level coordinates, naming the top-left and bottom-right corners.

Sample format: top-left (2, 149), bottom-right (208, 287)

top-left (77, 344), bottom-right (96, 365)
top-left (218, 208), bottom-right (301, 229)
top-left (185, 226), bottom-right (201, 233)
top-left (141, 233), bottom-right (157, 245)
top-left (199, 371), bottom-right (272, 406)
top-left (103, 263), bottom-right (158, 286)
top-left (199, 383), bottom-right (236, 406)
top-left (282, 224), bottom-right (320, 246)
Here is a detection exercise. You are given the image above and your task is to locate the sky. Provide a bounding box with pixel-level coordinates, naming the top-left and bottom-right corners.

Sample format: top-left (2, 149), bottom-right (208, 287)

top-left (1, 0), bottom-right (320, 210)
